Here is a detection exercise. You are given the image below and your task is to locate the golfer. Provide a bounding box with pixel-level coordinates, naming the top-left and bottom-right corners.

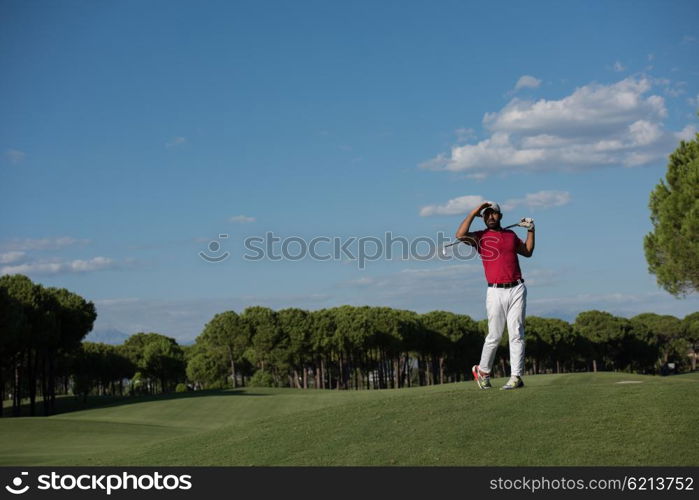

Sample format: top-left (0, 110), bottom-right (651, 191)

top-left (455, 201), bottom-right (535, 390)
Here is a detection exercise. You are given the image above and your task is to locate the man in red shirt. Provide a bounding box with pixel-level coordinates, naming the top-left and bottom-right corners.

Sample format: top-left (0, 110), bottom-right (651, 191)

top-left (455, 201), bottom-right (535, 390)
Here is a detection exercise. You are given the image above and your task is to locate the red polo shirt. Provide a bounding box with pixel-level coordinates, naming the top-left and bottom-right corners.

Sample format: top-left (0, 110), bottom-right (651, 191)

top-left (472, 229), bottom-right (523, 284)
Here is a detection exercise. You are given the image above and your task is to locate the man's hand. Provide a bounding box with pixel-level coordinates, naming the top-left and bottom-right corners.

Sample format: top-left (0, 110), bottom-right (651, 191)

top-left (516, 218), bottom-right (535, 257)
top-left (474, 202), bottom-right (492, 218)
top-left (518, 217), bottom-right (535, 230)
top-left (455, 202), bottom-right (491, 245)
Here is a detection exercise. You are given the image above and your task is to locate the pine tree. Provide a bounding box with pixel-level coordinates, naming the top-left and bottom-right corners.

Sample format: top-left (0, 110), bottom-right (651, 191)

top-left (643, 132), bottom-right (699, 296)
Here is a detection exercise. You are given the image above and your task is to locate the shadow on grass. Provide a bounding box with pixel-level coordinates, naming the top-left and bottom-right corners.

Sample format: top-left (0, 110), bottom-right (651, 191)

top-left (2, 388), bottom-right (270, 418)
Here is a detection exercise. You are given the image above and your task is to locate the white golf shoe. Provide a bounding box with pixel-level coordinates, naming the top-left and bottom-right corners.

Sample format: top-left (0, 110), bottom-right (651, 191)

top-left (500, 375), bottom-right (524, 390)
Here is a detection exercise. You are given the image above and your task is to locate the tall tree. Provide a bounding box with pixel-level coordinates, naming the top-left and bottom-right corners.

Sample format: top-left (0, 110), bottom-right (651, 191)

top-left (242, 306), bottom-right (282, 381)
top-left (72, 342), bottom-right (133, 399)
top-left (122, 332), bottom-right (185, 393)
top-left (142, 337), bottom-right (186, 393)
top-left (644, 132), bottom-right (699, 296)
top-left (278, 308), bottom-right (314, 389)
top-left (682, 312), bottom-right (699, 371)
top-left (309, 308), bottom-right (337, 389)
top-left (0, 285), bottom-right (25, 416)
top-left (631, 313), bottom-right (683, 367)
top-left (574, 310), bottom-right (629, 372)
top-left (525, 316), bottom-right (553, 375)
top-left (72, 342), bottom-right (101, 402)
top-left (44, 286), bottom-right (96, 413)
top-left (0, 275), bottom-right (56, 416)
top-left (526, 317), bottom-right (574, 374)
top-left (185, 347), bottom-right (228, 389)
top-left (198, 311), bottom-right (250, 388)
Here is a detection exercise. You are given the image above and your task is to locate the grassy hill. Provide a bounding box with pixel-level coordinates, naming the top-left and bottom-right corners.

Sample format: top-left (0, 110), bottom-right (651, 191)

top-left (1, 372), bottom-right (697, 466)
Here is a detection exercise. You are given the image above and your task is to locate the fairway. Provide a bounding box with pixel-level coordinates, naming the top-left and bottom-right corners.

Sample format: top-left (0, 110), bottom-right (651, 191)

top-left (1, 372), bottom-right (697, 466)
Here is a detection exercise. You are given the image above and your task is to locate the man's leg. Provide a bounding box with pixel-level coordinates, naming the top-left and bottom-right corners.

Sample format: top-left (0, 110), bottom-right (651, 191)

top-left (505, 284), bottom-right (527, 377)
top-left (478, 287), bottom-right (506, 374)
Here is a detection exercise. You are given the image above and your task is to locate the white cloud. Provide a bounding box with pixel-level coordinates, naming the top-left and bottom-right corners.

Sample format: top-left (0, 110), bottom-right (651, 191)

top-left (613, 61), bottom-right (626, 72)
top-left (676, 125), bottom-right (697, 141)
top-left (419, 195), bottom-right (487, 217)
top-left (514, 75), bottom-right (542, 91)
top-left (165, 137), bottom-right (187, 148)
top-left (346, 276), bottom-right (374, 286)
top-left (341, 264), bottom-right (484, 302)
top-left (5, 149), bottom-right (25, 164)
top-left (91, 278), bottom-right (699, 342)
top-left (230, 215), bottom-right (256, 224)
top-left (528, 291), bottom-right (699, 321)
top-left (0, 251), bottom-right (26, 264)
top-left (92, 294), bottom-right (335, 343)
top-left (420, 191), bottom-right (569, 217)
top-left (338, 264), bottom-right (563, 314)
top-left (652, 78), bottom-right (687, 99)
top-left (0, 236), bottom-right (90, 252)
top-left (501, 190), bottom-right (571, 212)
top-left (340, 268), bottom-right (699, 322)
top-left (665, 87), bottom-right (685, 98)
top-left (421, 77), bottom-right (688, 177)
top-left (0, 236), bottom-right (133, 277)
top-left (94, 298), bottom-right (140, 306)
top-left (1, 256), bottom-right (118, 276)
top-left (485, 78), bottom-right (665, 133)
top-left (455, 128), bottom-right (476, 143)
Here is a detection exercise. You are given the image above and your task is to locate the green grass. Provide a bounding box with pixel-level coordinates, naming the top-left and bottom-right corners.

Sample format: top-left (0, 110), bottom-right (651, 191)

top-left (1, 372), bottom-right (697, 466)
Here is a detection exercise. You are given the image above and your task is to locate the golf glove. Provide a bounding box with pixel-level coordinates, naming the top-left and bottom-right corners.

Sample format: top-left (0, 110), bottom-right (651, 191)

top-left (518, 217), bottom-right (535, 230)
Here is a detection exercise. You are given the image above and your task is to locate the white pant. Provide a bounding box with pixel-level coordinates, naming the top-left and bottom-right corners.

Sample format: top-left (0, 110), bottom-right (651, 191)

top-left (479, 283), bottom-right (526, 377)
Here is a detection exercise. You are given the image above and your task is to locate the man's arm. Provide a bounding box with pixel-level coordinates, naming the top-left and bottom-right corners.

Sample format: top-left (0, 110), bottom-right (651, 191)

top-left (455, 202), bottom-right (492, 247)
top-left (516, 229), bottom-right (535, 257)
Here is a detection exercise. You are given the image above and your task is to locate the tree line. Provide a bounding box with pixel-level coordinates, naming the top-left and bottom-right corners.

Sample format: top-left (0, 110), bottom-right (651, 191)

top-left (1, 273), bottom-right (698, 417)
top-left (186, 306), bottom-right (699, 390)
top-left (0, 274), bottom-right (186, 416)
top-left (0, 274), bottom-right (96, 416)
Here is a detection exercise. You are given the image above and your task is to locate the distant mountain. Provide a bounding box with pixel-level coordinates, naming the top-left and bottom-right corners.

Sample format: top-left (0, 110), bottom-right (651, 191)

top-left (85, 328), bottom-right (130, 345)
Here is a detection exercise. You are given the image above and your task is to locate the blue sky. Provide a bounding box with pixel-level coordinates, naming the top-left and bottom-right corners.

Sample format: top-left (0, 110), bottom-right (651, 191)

top-left (1, 0), bottom-right (698, 344)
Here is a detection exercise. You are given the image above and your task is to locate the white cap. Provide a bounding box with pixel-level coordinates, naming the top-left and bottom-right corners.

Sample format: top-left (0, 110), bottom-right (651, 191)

top-left (480, 201), bottom-right (501, 216)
